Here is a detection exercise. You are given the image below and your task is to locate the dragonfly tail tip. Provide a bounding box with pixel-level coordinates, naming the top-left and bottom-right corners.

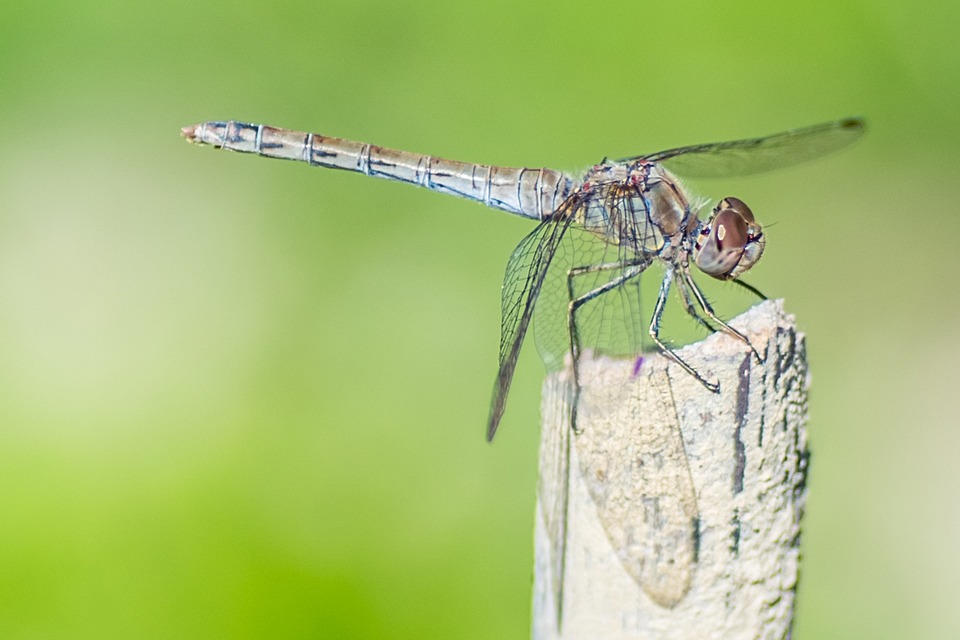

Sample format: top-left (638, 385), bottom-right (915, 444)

top-left (180, 124), bottom-right (199, 143)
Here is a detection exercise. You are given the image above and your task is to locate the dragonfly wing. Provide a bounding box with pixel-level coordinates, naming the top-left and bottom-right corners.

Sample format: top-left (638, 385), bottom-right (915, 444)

top-left (487, 206), bottom-right (577, 441)
top-left (532, 225), bottom-right (653, 375)
top-left (618, 118), bottom-right (865, 178)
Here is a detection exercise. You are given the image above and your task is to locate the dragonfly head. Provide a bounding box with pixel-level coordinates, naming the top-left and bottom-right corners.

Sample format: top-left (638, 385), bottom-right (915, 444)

top-left (693, 197), bottom-right (765, 280)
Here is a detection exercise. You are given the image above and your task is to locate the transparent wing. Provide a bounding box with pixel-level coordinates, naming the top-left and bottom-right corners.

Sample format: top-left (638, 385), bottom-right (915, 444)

top-left (487, 206), bottom-right (577, 441)
top-left (532, 226), bottom-right (654, 374)
top-left (533, 178), bottom-right (668, 376)
top-left (617, 117), bottom-right (865, 178)
top-left (489, 184), bottom-right (658, 440)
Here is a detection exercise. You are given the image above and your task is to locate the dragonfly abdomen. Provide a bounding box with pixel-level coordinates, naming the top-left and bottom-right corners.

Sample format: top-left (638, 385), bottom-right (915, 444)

top-left (182, 121), bottom-right (575, 220)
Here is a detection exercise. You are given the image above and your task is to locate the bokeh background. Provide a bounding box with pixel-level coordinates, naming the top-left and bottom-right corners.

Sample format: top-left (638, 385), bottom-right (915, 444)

top-left (1, 0), bottom-right (958, 638)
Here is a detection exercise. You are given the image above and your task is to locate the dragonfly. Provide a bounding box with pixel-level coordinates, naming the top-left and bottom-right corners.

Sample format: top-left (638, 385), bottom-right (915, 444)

top-left (181, 117), bottom-right (864, 440)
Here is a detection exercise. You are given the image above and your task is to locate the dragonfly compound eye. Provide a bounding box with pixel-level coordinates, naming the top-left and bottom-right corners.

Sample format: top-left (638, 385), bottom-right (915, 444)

top-left (720, 196), bottom-right (755, 223)
top-left (694, 197), bottom-right (765, 279)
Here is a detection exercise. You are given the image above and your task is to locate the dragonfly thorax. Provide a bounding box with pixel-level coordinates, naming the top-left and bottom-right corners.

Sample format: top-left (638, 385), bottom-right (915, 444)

top-left (573, 163), bottom-right (694, 256)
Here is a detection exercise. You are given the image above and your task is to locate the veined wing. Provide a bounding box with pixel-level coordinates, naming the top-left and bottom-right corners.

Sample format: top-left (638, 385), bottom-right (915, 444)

top-left (487, 180), bottom-right (663, 441)
top-left (487, 201), bottom-right (579, 441)
top-left (617, 117), bottom-right (865, 178)
top-left (532, 223), bottom-right (654, 377)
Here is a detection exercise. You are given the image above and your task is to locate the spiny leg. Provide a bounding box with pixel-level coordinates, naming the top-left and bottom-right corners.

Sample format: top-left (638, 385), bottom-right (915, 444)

top-left (649, 268), bottom-right (720, 393)
top-left (676, 275), bottom-right (717, 334)
top-left (566, 259), bottom-right (651, 433)
top-left (679, 270), bottom-right (764, 363)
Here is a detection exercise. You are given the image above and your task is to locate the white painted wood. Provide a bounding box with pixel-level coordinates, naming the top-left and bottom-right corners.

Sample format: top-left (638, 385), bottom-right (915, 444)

top-left (532, 300), bottom-right (809, 640)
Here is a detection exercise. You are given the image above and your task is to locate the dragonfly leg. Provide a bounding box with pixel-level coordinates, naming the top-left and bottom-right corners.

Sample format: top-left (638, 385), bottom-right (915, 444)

top-left (676, 278), bottom-right (718, 334)
top-left (650, 269), bottom-right (720, 393)
top-left (679, 270), bottom-right (764, 364)
top-left (566, 259), bottom-right (651, 433)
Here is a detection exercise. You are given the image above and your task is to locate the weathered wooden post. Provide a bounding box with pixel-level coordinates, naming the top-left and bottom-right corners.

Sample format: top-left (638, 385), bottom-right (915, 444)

top-left (533, 300), bottom-right (809, 640)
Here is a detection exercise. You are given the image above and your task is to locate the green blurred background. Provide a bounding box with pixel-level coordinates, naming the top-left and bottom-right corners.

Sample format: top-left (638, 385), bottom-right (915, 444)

top-left (1, 0), bottom-right (957, 637)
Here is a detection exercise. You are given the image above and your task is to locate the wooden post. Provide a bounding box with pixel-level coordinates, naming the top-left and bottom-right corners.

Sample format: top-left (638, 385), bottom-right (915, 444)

top-left (532, 300), bottom-right (809, 640)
